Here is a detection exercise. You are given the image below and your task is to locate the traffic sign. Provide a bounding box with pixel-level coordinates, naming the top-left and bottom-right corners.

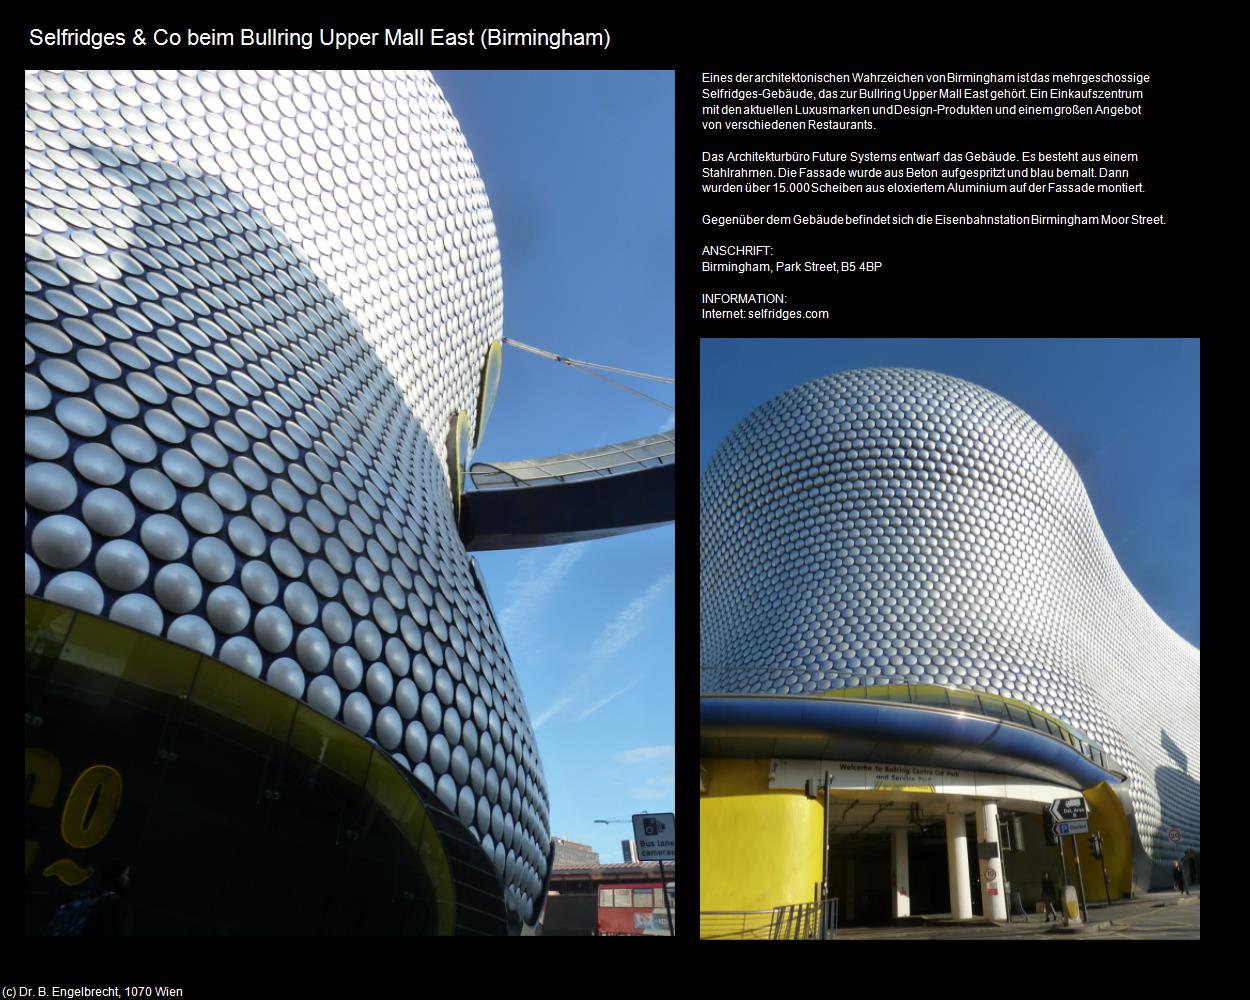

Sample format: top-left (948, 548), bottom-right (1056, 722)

top-left (1168, 826), bottom-right (1182, 845)
top-left (632, 812), bottom-right (675, 861)
top-left (1057, 820), bottom-right (1089, 835)
top-left (1049, 797), bottom-right (1088, 822)
top-left (984, 868), bottom-right (997, 882)
top-left (1044, 813), bottom-right (1058, 846)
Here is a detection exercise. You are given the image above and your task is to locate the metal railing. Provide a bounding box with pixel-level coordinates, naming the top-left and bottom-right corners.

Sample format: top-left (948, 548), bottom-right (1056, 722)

top-left (771, 898), bottom-right (838, 939)
top-left (700, 898), bottom-right (837, 940)
top-left (700, 909), bottom-right (778, 940)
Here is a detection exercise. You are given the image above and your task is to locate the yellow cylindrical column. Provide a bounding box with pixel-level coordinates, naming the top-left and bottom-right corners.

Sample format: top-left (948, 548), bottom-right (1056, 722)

top-left (700, 759), bottom-right (824, 937)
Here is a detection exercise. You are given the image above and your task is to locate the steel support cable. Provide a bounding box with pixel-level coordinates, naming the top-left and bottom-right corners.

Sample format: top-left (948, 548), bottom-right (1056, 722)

top-left (501, 337), bottom-right (675, 414)
top-left (571, 364), bottom-right (675, 412)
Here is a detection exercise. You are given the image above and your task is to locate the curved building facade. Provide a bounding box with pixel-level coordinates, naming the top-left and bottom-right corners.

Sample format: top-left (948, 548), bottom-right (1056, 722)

top-left (25, 70), bottom-right (549, 929)
top-left (701, 369), bottom-right (1198, 919)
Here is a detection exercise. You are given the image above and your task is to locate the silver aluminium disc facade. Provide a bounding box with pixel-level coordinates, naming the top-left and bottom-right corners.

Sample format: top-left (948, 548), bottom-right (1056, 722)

top-left (25, 69), bottom-right (549, 921)
top-left (701, 368), bottom-right (1200, 874)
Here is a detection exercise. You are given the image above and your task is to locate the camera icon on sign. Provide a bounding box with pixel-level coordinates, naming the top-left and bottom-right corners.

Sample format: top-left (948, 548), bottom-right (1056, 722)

top-left (643, 818), bottom-right (660, 836)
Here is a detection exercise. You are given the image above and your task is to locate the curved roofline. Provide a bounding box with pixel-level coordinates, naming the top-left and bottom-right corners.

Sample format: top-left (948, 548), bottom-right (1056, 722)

top-left (701, 695), bottom-right (1125, 790)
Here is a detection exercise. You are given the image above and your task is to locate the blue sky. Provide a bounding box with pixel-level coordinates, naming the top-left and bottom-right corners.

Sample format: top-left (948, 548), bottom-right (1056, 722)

top-left (437, 72), bottom-right (675, 862)
top-left (700, 339), bottom-right (1200, 647)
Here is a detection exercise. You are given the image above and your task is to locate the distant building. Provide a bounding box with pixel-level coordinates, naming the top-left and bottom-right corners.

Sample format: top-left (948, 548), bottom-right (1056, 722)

top-left (622, 840), bottom-right (639, 863)
top-left (552, 837), bottom-right (601, 869)
top-left (543, 862), bottom-right (676, 936)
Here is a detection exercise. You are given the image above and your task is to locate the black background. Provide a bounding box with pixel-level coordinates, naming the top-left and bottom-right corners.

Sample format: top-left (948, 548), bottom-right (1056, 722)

top-left (688, 60), bottom-right (1175, 306)
top-left (678, 24), bottom-right (1189, 326)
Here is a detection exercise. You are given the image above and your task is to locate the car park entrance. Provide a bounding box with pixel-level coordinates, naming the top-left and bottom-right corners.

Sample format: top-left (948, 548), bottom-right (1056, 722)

top-left (769, 759), bottom-right (1091, 923)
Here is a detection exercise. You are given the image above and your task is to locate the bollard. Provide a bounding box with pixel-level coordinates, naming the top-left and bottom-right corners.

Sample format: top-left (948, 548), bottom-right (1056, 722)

top-left (1062, 885), bottom-right (1082, 925)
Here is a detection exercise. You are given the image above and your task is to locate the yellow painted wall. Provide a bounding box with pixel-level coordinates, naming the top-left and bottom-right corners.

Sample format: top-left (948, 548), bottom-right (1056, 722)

top-left (701, 759), bottom-right (825, 918)
top-left (1074, 781), bottom-right (1133, 900)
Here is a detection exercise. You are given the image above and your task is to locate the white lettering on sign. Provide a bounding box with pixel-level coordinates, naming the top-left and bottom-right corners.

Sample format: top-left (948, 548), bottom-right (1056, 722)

top-left (632, 812), bottom-right (676, 861)
top-left (836, 761), bottom-right (962, 779)
top-left (770, 760), bottom-right (1081, 805)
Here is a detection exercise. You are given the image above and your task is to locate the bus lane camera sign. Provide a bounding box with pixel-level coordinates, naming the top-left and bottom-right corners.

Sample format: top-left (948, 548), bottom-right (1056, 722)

top-left (632, 813), bottom-right (675, 862)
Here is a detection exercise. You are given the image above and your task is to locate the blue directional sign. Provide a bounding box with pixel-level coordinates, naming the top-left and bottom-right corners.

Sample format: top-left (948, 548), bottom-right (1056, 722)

top-left (1057, 820), bottom-right (1089, 835)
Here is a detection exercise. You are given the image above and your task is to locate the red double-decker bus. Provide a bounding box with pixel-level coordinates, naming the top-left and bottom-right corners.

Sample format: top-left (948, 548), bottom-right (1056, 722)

top-left (596, 882), bottom-right (674, 936)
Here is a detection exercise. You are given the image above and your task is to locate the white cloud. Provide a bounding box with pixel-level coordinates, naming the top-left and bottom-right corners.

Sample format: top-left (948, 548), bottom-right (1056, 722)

top-left (574, 679), bottom-right (641, 722)
top-left (658, 412), bottom-right (675, 433)
top-left (613, 745), bottom-right (674, 764)
top-left (521, 569), bottom-right (670, 732)
top-left (589, 571), bottom-right (673, 664)
top-left (628, 775), bottom-right (675, 801)
top-left (532, 692), bottom-right (578, 730)
top-left (498, 543), bottom-right (587, 636)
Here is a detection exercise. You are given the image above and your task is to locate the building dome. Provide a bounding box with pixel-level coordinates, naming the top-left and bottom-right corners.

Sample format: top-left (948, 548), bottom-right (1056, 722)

top-left (701, 367), bottom-right (1199, 865)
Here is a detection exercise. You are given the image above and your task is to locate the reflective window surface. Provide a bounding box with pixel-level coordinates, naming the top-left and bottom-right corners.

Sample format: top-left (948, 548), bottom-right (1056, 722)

top-left (811, 682), bottom-right (1121, 775)
top-left (470, 431), bottom-right (675, 489)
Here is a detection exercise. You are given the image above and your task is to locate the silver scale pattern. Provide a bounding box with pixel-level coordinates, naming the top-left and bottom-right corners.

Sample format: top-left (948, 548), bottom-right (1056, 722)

top-left (24, 69), bottom-right (549, 921)
top-left (701, 368), bottom-right (1200, 867)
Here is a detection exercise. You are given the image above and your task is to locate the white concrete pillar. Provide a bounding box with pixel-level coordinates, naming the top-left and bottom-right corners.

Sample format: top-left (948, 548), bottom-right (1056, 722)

top-left (975, 800), bottom-right (1008, 921)
top-left (846, 859), bottom-right (855, 923)
top-left (891, 829), bottom-right (911, 918)
top-left (946, 812), bottom-right (972, 919)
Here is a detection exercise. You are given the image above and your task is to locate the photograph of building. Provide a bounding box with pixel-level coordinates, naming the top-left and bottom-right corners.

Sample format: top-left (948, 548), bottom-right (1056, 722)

top-left (24, 68), bottom-right (673, 936)
top-left (700, 347), bottom-right (1199, 937)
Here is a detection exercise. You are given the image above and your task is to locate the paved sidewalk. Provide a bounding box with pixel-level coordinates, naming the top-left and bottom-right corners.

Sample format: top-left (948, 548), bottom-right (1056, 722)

top-left (1042, 886), bottom-right (1199, 935)
top-left (833, 888), bottom-right (1199, 940)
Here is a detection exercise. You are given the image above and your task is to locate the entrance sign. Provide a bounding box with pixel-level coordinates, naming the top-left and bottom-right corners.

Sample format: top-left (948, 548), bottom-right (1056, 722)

top-left (769, 760), bottom-right (1083, 808)
top-left (824, 760), bottom-right (959, 793)
top-left (632, 812), bottom-right (675, 861)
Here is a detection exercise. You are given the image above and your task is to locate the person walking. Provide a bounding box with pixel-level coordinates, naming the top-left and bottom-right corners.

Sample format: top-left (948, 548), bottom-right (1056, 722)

top-left (1172, 859), bottom-right (1188, 895)
top-left (1041, 871), bottom-right (1059, 921)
